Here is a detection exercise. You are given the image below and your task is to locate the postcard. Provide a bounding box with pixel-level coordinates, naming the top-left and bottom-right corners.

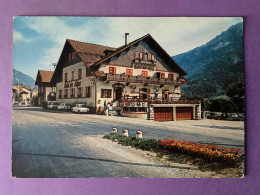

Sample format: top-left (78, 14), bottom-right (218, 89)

top-left (12, 17), bottom-right (244, 178)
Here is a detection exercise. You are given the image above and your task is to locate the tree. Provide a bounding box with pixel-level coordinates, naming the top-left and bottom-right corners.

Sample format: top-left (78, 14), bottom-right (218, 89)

top-left (14, 92), bottom-right (21, 102)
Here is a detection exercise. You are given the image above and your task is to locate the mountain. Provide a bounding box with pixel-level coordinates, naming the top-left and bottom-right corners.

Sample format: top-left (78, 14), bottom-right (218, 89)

top-left (173, 22), bottom-right (244, 98)
top-left (13, 69), bottom-right (35, 90)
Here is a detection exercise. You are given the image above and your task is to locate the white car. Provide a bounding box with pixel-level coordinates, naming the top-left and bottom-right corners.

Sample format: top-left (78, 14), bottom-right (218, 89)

top-left (72, 104), bottom-right (90, 113)
top-left (47, 102), bottom-right (59, 109)
top-left (57, 103), bottom-right (71, 110)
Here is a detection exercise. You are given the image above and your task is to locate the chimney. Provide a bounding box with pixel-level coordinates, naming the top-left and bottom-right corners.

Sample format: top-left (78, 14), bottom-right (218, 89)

top-left (125, 33), bottom-right (129, 45)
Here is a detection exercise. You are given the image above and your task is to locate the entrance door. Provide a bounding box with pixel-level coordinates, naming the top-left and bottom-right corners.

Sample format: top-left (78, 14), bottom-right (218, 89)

top-left (154, 107), bottom-right (173, 121)
top-left (115, 87), bottom-right (123, 100)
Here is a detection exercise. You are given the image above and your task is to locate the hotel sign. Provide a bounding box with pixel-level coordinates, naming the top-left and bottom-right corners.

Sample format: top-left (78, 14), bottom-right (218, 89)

top-left (64, 80), bottom-right (81, 88)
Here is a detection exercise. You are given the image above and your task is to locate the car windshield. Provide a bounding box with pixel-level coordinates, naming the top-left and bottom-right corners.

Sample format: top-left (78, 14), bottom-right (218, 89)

top-left (60, 103), bottom-right (64, 106)
top-left (54, 103), bottom-right (59, 105)
top-left (81, 105), bottom-right (88, 108)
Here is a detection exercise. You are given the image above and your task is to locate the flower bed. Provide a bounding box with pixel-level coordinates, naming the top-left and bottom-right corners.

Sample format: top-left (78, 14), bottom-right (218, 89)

top-left (104, 133), bottom-right (244, 166)
top-left (158, 139), bottom-right (243, 165)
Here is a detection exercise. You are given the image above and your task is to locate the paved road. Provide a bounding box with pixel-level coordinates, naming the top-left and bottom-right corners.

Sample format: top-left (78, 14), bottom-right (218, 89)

top-left (12, 106), bottom-right (244, 178)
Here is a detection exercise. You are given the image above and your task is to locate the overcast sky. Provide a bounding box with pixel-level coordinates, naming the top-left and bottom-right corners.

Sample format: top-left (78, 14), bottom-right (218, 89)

top-left (13, 17), bottom-right (242, 79)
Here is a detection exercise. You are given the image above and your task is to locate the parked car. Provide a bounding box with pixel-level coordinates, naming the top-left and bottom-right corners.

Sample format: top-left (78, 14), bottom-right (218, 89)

top-left (47, 102), bottom-right (59, 109)
top-left (231, 113), bottom-right (240, 121)
top-left (72, 104), bottom-right (90, 113)
top-left (13, 101), bottom-right (19, 105)
top-left (57, 103), bottom-right (71, 110)
top-left (239, 113), bottom-right (245, 121)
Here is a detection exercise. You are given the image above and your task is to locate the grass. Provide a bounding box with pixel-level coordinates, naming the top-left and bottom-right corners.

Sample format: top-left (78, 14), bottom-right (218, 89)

top-left (104, 133), bottom-right (159, 151)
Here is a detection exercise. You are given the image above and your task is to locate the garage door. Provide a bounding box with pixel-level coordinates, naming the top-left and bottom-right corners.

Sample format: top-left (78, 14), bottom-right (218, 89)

top-left (154, 107), bottom-right (173, 121)
top-left (176, 107), bottom-right (193, 120)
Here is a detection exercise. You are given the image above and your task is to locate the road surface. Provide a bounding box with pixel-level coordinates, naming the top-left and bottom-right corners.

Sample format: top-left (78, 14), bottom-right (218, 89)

top-left (12, 106), bottom-right (244, 178)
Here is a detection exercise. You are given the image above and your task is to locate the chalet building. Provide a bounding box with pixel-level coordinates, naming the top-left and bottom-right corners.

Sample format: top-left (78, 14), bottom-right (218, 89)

top-left (35, 70), bottom-right (56, 106)
top-left (12, 84), bottom-right (31, 104)
top-left (51, 34), bottom-right (201, 121)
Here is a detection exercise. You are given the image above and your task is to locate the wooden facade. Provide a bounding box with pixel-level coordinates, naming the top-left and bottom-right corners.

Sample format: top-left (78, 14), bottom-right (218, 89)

top-left (49, 34), bottom-right (201, 121)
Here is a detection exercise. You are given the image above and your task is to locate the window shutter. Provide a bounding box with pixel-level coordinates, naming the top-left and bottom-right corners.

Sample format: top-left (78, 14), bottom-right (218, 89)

top-left (151, 55), bottom-right (155, 62)
top-left (113, 67), bottom-right (116, 74)
top-left (89, 86), bottom-right (92, 98)
top-left (139, 88), bottom-right (143, 99)
top-left (161, 73), bottom-right (165, 79)
top-left (147, 89), bottom-right (151, 100)
top-left (135, 52), bottom-right (139, 59)
top-left (139, 53), bottom-right (143, 61)
top-left (130, 69), bottom-right (133, 75)
top-left (168, 73), bottom-right (173, 80)
top-left (148, 54), bottom-right (151, 61)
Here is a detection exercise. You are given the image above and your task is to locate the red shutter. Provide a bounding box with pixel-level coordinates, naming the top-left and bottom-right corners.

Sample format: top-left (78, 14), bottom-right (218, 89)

top-left (71, 71), bottom-right (74, 80)
top-left (147, 89), bottom-right (151, 100)
top-left (113, 67), bottom-right (116, 74)
top-left (168, 73), bottom-right (173, 80)
top-left (161, 73), bottom-right (165, 79)
top-left (139, 88), bottom-right (143, 100)
top-left (78, 69), bottom-right (82, 79)
top-left (142, 71), bottom-right (147, 77)
top-left (65, 73), bottom-right (67, 81)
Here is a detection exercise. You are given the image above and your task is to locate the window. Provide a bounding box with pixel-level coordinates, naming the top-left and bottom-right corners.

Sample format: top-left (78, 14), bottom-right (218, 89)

top-left (142, 71), bottom-right (148, 77)
top-left (64, 89), bottom-right (68, 98)
top-left (123, 107), bottom-right (147, 113)
top-left (69, 52), bottom-right (77, 61)
top-left (40, 86), bottom-right (44, 93)
top-left (78, 88), bottom-right (82, 97)
top-left (148, 54), bottom-right (152, 61)
top-left (52, 87), bottom-right (56, 92)
top-left (109, 67), bottom-right (116, 75)
top-left (151, 55), bottom-right (155, 62)
top-left (65, 73), bottom-right (68, 81)
top-left (139, 52), bottom-right (143, 61)
top-left (71, 71), bottom-right (74, 80)
top-left (135, 52), bottom-right (139, 60)
top-left (168, 73), bottom-right (173, 80)
top-left (101, 89), bottom-right (112, 98)
top-left (148, 54), bottom-right (155, 62)
top-left (70, 88), bottom-right (75, 98)
top-left (85, 86), bottom-right (91, 98)
top-left (78, 69), bottom-right (82, 79)
top-left (126, 69), bottom-right (133, 76)
top-left (59, 90), bottom-right (62, 98)
top-left (161, 73), bottom-right (165, 79)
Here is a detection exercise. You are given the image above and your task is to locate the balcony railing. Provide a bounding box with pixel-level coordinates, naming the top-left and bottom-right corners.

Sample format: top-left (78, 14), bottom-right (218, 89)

top-left (118, 97), bottom-right (200, 105)
top-left (106, 74), bottom-right (181, 86)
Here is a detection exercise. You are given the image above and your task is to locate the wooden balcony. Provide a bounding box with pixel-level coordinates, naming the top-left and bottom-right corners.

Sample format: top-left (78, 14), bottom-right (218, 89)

top-left (118, 97), bottom-right (200, 105)
top-left (106, 74), bottom-right (181, 86)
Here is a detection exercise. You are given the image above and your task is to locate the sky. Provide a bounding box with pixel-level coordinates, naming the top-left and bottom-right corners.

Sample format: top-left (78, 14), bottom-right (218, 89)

top-left (13, 17), bottom-right (243, 79)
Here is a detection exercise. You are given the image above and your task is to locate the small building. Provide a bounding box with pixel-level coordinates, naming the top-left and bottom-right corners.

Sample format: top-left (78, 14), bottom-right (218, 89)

top-left (31, 86), bottom-right (38, 106)
top-left (51, 34), bottom-right (201, 121)
top-left (35, 70), bottom-right (56, 106)
top-left (12, 84), bottom-right (31, 104)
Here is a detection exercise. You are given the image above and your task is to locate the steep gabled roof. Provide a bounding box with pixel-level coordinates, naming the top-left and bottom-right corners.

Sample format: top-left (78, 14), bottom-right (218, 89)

top-left (51, 39), bottom-right (116, 83)
top-left (68, 39), bottom-right (115, 56)
top-left (90, 34), bottom-right (187, 75)
top-left (67, 39), bottom-right (116, 66)
top-left (35, 70), bottom-right (54, 85)
top-left (51, 34), bottom-right (187, 84)
top-left (91, 34), bottom-right (150, 68)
